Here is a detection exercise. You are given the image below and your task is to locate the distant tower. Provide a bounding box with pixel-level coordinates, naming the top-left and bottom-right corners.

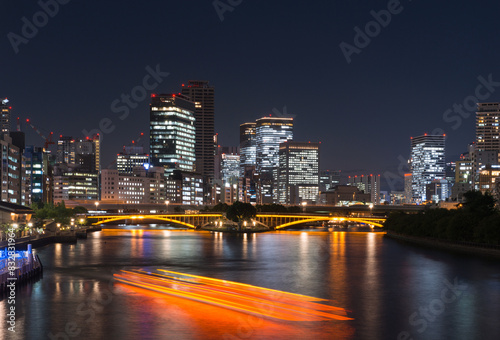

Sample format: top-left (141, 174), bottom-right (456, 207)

top-left (1, 98), bottom-right (11, 133)
top-left (255, 116), bottom-right (293, 203)
top-left (410, 134), bottom-right (446, 203)
top-left (181, 81), bottom-right (215, 180)
top-left (239, 122), bottom-right (256, 175)
top-left (149, 94), bottom-right (196, 174)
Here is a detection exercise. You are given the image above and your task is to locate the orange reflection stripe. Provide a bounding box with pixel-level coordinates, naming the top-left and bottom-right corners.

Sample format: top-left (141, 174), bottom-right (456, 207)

top-left (118, 271), bottom-right (350, 320)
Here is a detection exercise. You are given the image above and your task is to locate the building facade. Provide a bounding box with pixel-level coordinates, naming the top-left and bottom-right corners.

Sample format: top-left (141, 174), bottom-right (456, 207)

top-left (347, 174), bottom-right (381, 204)
top-left (181, 81), bottom-right (215, 181)
top-left (277, 141), bottom-right (319, 205)
top-left (255, 117), bottom-right (293, 203)
top-left (1, 99), bottom-right (11, 133)
top-left (150, 94), bottom-right (196, 174)
top-left (101, 167), bottom-right (166, 204)
top-left (410, 134), bottom-right (446, 203)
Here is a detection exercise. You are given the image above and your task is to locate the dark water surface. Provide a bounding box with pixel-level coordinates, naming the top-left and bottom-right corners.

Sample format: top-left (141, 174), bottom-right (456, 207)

top-left (1, 227), bottom-right (499, 340)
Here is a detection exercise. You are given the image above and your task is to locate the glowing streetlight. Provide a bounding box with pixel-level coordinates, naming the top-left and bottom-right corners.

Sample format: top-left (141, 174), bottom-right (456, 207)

top-left (95, 201), bottom-right (99, 211)
top-left (165, 200), bottom-right (170, 213)
top-left (301, 201), bottom-right (307, 213)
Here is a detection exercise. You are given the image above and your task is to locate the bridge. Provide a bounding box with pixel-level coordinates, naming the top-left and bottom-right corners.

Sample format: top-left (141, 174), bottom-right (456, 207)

top-left (86, 213), bottom-right (386, 230)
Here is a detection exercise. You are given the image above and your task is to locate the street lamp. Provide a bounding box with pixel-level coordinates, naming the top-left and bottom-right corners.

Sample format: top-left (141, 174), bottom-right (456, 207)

top-left (95, 201), bottom-right (99, 211)
top-left (165, 200), bottom-right (170, 213)
top-left (301, 201), bottom-right (307, 213)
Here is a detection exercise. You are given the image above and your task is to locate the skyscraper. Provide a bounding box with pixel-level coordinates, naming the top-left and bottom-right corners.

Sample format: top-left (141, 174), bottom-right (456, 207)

top-left (410, 134), bottom-right (446, 203)
top-left (474, 103), bottom-right (500, 187)
top-left (278, 141), bottom-right (319, 205)
top-left (255, 116), bottom-right (293, 203)
top-left (149, 93), bottom-right (196, 174)
top-left (181, 81), bottom-right (215, 181)
top-left (239, 122), bottom-right (256, 175)
top-left (1, 98), bottom-right (11, 133)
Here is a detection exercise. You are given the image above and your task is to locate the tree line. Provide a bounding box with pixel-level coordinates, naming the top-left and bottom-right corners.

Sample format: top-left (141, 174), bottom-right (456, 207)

top-left (384, 191), bottom-right (500, 245)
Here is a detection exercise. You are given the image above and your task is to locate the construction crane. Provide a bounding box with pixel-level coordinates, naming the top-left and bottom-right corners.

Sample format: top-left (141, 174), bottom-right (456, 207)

top-left (131, 132), bottom-right (145, 145)
top-left (26, 118), bottom-right (55, 150)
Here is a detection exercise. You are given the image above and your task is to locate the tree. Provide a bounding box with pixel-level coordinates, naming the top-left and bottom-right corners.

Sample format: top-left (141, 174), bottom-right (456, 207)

top-left (462, 191), bottom-right (496, 216)
top-left (226, 201), bottom-right (257, 222)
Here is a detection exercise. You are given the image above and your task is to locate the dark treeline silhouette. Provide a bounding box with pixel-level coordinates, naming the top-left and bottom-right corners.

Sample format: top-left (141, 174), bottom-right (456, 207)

top-left (384, 191), bottom-right (500, 245)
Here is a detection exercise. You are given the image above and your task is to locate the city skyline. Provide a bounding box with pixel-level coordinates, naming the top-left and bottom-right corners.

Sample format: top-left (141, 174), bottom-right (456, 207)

top-left (4, 1), bottom-right (500, 188)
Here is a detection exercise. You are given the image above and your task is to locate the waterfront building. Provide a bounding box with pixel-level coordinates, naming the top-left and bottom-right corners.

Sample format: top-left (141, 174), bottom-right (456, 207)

top-left (347, 174), bottom-right (380, 204)
top-left (101, 166), bottom-right (166, 204)
top-left (255, 116), bottom-right (293, 203)
top-left (24, 146), bottom-right (54, 204)
top-left (181, 81), bottom-right (215, 182)
top-left (52, 164), bottom-right (99, 203)
top-left (171, 170), bottom-right (204, 206)
top-left (150, 94), bottom-right (196, 174)
top-left (0, 134), bottom-right (22, 204)
top-left (277, 141), bottom-right (319, 205)
top-left (410, 134), bottom-right (446, 203)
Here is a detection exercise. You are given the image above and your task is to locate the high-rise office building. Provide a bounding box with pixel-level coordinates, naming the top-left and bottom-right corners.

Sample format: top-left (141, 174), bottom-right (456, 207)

top-left (255, 117), bottom-right (293, 203)
top-left (149, 93), bottom-right (196, 174)
top-left (473, 103), bottom-right (500, 187)
top-left (239, 122), bottom-right (256, 175)
top-left (75, 135), bottom-right (100, 173)
top-left (410, 134), bottom-right (446, 203)
top-left (56, 136), bottom-right (75, 164)
top-left (1, 98), bottom-right (11, 133)
top-left (347, 174), bottom-right (381, 204)
top-left (277, 141), bottom-right (319, 205)
top-left (0, 134), bottom-right (22, 204)
top-left (181, 81), bottom-right (215, 180)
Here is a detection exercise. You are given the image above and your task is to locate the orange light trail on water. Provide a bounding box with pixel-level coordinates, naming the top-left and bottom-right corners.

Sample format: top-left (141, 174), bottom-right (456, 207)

top-left (114, 269), bottom-right (353, 322)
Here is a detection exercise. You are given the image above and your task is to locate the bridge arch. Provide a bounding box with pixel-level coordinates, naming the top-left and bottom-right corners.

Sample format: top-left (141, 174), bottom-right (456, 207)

top-left (274, 217), bottom-right (385, 229)
top-left (90, 215), bottom-right (198, 229)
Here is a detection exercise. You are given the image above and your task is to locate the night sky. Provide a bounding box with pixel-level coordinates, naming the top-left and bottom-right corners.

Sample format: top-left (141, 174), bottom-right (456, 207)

top-left (1, 0), bottom-right (499, 190)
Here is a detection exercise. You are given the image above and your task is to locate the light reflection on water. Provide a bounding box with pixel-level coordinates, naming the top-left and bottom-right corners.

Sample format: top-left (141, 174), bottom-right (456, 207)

top-left (1, 226), bottom-right (499, 340)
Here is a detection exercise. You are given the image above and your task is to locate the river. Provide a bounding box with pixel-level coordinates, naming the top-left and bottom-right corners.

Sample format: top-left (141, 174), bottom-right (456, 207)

top-left (1, 226), bottom-right (499, 339)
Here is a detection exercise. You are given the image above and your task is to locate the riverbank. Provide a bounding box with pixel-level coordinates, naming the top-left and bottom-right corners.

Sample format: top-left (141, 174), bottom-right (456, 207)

top-left (385, 230), bottom-right (500, 259)
top-left (0, 226), bottom-right (102, 250)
